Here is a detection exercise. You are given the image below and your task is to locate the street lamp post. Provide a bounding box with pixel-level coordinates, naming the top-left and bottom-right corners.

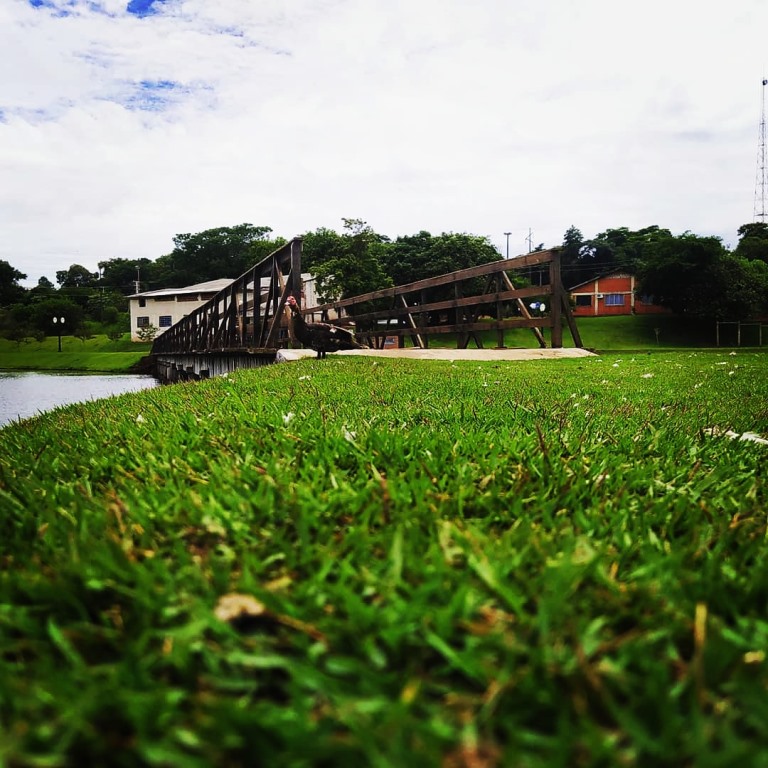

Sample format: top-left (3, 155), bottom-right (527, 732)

top-left (503, 232), bottom-right (512, 259)
top-left (53, 316), bottom-right (65, 352)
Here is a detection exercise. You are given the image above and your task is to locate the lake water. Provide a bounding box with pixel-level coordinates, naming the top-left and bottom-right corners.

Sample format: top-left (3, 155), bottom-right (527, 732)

top-left (0, 371), bottom-right (160, 429)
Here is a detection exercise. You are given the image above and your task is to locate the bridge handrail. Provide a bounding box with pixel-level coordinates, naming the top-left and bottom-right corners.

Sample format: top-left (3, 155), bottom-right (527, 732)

top-left (151, 237), bottom-right (302, 355)
top-left (303, 249), bottom-right (582, 350)
top-left (308, 250), bottom-right (556, 313)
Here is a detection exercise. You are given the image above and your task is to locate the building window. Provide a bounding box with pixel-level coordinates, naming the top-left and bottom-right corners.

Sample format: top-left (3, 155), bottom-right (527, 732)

top-left (138, 298), bottom-right (146, 307)
top-left (575, 295), bottom-right (592, 307)
top-left (605, 294), bottom-right (624, 306)
top-left (639, 294), bottom-right (655, 305)
top-left (158, 315), bottom-right (173, 328)
top-left (136, 316), bottom-right (150, 328)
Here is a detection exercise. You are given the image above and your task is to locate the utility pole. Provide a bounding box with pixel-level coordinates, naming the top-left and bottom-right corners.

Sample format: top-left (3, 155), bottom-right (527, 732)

top-left (755, 78), bottom-right (768, 222)
top-left (526, 228), bottom-right (533, 253)
top-left (503, 232), bottom-right (512, 259)
top-left (134, 265), bottom-right (141, 294)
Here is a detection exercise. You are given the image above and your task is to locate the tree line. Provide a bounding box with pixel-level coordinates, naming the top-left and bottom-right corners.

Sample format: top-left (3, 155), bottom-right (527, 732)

top-left (2, 219), bottom-right (768, 343)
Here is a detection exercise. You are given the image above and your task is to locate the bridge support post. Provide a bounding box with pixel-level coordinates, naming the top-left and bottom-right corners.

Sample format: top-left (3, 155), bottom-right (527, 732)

top-left (550, 250), bottom-right (563, 348)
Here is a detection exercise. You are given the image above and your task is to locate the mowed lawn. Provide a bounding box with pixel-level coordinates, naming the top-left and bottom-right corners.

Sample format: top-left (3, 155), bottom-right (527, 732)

top-left (1, 352), bottom-right (767, 767)
top-left (0, 336), bottom-right (151, 373)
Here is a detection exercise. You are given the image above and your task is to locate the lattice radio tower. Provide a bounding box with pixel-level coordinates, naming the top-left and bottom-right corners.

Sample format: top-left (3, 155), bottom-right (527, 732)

top-left (754, 78), bottom-right (768, 222)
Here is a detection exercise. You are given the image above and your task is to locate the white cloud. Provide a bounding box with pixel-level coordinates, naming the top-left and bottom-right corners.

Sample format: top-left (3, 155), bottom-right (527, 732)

top-left (1, 0), bottom-right (767, 285)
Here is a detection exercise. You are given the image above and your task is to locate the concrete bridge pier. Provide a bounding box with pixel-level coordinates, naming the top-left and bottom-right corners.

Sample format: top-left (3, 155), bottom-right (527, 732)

top-left (153, 351), bottom-right (277, 383)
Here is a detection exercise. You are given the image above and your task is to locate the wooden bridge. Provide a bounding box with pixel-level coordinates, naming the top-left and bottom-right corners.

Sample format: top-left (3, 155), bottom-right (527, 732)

top-left (151, 238), bottom-right (583, 381)
top-left (151, 238), bottom-right (302, 381)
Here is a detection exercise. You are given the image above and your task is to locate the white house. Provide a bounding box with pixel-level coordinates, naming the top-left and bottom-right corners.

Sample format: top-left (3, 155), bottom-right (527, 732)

top-left (128, 275), bottom-right (320, 342)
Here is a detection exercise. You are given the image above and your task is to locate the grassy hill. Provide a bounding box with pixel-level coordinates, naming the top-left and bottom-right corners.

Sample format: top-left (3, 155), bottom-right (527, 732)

top-left (416, 314), bottom-right (757, 352)
top-left (0, 335), bottom-right (153, 372)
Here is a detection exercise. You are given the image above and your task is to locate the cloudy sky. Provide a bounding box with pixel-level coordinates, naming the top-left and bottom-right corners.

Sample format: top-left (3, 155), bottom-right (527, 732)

top-left (2, 0), bottom-right (767, 286)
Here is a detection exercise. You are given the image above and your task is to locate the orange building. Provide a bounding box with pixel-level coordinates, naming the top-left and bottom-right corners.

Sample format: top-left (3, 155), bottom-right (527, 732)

top-left (569, 271), bottom-right (671, 317)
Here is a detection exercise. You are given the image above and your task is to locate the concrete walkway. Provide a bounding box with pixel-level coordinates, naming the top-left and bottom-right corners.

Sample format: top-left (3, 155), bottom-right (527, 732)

top-left (278, 347), bottom-right (596, 362)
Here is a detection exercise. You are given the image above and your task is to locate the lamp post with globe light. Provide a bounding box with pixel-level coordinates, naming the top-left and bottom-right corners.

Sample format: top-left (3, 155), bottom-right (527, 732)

top-left (53, 316), bottom-right (65, 352)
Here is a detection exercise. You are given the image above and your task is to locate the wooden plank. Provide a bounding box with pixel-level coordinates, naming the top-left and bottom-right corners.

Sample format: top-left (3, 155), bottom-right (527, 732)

top-left (369, 317), bottom-right (550, 336)
top-left (337, 284), bottom-right (551, 326)
top-left (561, 292), bottom-right (583, 348)
top-left (399, 295), bottom-right (425, 348)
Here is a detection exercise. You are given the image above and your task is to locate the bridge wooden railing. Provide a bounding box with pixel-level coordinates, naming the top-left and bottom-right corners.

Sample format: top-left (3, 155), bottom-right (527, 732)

top-left (305, 249), bottom-right (583, 350)
top-left (152, 244), bottom-right (582, 363)
top-left (151, 238), bottom-right (303, 355)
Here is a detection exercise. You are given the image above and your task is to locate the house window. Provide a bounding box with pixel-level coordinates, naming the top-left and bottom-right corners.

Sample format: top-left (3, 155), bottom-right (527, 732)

top-left (604, 294), bottom-right (624, 306)
top-left (575, 295), bottom-right (592, 307)
top-left (158, 315), bottom-right (173, 328)
top-left (138, 298), bottom-right (146, 307)
top-left (639, 295), bottom-right (655, 305)
top-left (136, 316), bottom-right (150, 328)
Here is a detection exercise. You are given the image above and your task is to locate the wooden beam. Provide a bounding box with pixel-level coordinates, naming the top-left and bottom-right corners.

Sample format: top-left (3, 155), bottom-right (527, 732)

top-left (399, 295), bottom-right (425, 348)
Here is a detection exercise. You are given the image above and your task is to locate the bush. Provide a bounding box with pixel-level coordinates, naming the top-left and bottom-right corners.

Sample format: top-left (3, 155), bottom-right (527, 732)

top-left (136, 324), bottom-right (158, 342)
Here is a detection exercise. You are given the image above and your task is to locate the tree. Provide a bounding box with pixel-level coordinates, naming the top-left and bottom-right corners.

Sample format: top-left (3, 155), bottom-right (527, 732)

top-left (302, 227), bottom-right (347, 275)
top-left (75, 321), bottom-right (98, 343)
top-left (28, 276), bottom-right (56, 299)
top-left (727, 257), bottom-right (768, 318)
top-left (379, 230), bottom-right (435, 286)
top-left (0, 305), bottom-right (36, 345)
top-left (380, 231), bottom-right (500, 287)
top-left (0, 260), bottom-right (27, 307)
top-left (86, 291), bottom-right (125, 324)
top-left (99, 258), bottom-right (153, 294)
top-left (635, 233), bottom-right (743, 318)
top-left (560, 226), bottom-right (589, 288)
top-left (28, 297), bottom-right (84, 336)
top-left (733, 222), bottom-right (768, 263)
top-left (576, 226), bottom-right (675, 284)
top-left (151, 224), bottom-right (280, 288)
top-left (56, 264), bottom-right (98, 288)
top-left (302, 219), bottom-right (391, 302)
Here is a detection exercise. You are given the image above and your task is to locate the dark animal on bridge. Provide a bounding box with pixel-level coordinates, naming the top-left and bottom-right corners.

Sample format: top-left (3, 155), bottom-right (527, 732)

top-left (285, 296), bottom-right (367, 359)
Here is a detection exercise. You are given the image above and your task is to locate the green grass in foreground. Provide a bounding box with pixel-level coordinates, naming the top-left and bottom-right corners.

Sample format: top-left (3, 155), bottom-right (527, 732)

top-left (0, 336), bottom-right (152, 373)
top-left (1, 352), bottom-right (768, 766)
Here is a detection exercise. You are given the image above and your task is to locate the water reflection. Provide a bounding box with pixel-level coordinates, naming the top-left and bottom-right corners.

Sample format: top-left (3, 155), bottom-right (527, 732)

top-left (0, 371), bottom-right (159, 428)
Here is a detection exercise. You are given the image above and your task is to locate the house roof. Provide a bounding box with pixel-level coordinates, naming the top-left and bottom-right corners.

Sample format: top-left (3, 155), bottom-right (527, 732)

top-left (568, 270), bottom-right (634, 292)
top-left (128, 279), bottom-right (234, 299)
top-left (129, 273), bottom-right (317, 300)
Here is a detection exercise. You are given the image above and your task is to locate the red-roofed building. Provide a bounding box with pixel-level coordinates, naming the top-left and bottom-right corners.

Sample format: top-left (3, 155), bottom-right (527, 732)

top-left (569, 271), bottom-right (671, 317)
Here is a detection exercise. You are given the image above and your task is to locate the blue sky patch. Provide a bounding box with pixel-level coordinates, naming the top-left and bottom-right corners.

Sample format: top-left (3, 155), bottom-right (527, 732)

top-left (1, 106), bottom-right (64, 124)
top-left (126, 0), bottom-right (165, 17)
top-left (123, 79), bottom-right (187, 112)
top-left (29, 0), bottom-right (167, 16)
top-left (27, 0), bottom-right (76, 17)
